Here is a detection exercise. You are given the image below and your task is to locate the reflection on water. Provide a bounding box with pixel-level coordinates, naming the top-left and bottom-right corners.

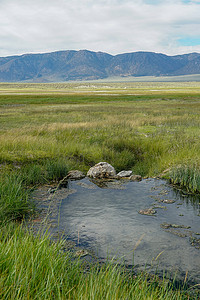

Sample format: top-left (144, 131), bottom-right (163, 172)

top-left (59, 178), bottom-right (200, 284)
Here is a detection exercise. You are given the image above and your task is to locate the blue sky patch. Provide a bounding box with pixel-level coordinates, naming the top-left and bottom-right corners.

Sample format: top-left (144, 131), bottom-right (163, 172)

top-left (179, 37), bottom-right (200, 46)
top-left (181, 0), bottom-right (200, 3)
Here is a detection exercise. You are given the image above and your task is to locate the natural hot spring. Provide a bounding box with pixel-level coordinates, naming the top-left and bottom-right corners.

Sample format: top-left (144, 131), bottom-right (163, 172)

top-left (35, 177), bottom-right (200, 284)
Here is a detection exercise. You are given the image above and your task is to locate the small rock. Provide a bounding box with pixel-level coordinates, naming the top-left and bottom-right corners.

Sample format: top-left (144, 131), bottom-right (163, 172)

top-left (130, 175), bottom-right (142, 182)
top-left (87, 162), bottom-right (116, 179)
top-left (190, 237), bottom-right (200, 249)
top-left (138, 208), bottom-right (156, 216)
top-left (67, 170), bottom-right (85, 180)
top-left (163, 199), bottom-right (175, 204)
top-left (59, 170), bottom-right (85, 187)
top-left (117, 170), bottom-right (133, 178)
top-left (75, 249), bottom-right (89, 257)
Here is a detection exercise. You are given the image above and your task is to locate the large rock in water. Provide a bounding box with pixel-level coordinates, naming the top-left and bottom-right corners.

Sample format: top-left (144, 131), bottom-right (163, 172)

top-left (87, 162), bottom-right (116, 179)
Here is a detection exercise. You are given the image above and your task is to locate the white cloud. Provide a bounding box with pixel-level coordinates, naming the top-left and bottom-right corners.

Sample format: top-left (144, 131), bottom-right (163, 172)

top-left (0, 0), bottom-right (200, 56)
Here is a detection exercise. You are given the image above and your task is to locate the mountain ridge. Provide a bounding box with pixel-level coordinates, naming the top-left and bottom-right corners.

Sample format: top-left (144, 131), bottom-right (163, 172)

top-left (0, 50), bottom-right (200, 82)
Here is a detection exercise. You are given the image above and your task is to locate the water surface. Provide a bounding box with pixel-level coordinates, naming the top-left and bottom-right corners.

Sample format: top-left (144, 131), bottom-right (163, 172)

top-left (59, 178), bottom-right (200, 284)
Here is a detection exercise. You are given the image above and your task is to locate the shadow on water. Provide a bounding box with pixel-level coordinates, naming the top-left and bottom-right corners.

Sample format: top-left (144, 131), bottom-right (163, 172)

top-left (172, 186), bottom-right (200, 213)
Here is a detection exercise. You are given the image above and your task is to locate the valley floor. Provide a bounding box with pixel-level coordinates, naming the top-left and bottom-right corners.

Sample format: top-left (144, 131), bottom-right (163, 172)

top-left (0, 82), bottom-right (199, 299)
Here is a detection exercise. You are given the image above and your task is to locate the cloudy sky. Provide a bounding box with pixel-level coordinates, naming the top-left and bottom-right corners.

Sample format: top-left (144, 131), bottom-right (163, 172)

top-left (0, 0), bottom-right (200, 57)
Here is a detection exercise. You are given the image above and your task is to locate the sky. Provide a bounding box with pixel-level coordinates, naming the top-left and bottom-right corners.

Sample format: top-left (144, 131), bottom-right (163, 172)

top-left (0, 0), bottom-right (200, 57)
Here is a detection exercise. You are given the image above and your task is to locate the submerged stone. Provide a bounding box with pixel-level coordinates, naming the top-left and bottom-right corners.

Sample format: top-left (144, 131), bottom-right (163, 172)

top-left (167, 230), bottom-right (187, 238)
top-left (152, 204), bottom-right (166, 209)
top-left (89, 178), bottom-right (126, 189)
top-left (190, 237), bottom-right (200, 249)
top-left (130, 175), bottom-right (142, 182)
top-left (162, 199), bottom-right (175, 204)
top-left (138, 208), bottom-right (157, 216)
top-left (75, 249), bottom-right (89, 257)
top-left (160, 222), bottom-right (191, 229)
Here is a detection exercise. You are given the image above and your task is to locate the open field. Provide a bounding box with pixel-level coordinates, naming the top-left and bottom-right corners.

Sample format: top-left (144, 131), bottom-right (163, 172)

top-left (1, 80), bottom-right (200, 95)
top-left (0, 82), bottom-right (200, 185)
top-left (95, 74), bottom-right (200, 82)
top-left (0, 82), bottom-right (200, 298)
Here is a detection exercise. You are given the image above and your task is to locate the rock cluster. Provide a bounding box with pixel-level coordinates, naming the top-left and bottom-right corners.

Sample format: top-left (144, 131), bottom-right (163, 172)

top-left (87, 162), bottom-right (142, 181)
top-left (59, 163), bottom-right (142, 185)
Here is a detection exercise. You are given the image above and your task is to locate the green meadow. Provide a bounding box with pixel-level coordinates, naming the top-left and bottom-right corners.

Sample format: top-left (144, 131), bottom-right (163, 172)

top-left (0, 82), bottom-right (200, 299)
top-left (1, 82), bottom-right (200, 190)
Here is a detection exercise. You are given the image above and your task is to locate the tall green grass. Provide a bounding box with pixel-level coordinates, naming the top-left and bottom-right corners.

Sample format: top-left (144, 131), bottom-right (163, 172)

top-left (21, 158), bottom-right (70, 185)
top-left (0, 224), bottom-right (190, 300)
top-left (0, 158), bottom-right (70, 224)
top-left (169, 163), bottom-right (200, 193)
top-left (0, 173), bottom-right (30, 222)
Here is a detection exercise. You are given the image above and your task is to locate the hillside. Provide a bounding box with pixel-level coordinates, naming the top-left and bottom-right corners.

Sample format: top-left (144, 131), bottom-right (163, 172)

top-left (0, 50), bottom-right (200, 82)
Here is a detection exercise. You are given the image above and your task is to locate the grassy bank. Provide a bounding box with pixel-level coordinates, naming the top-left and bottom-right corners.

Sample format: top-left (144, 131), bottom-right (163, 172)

top-left (1, 174), bottom-right (198, 299)
top-left (0, 82), bottom-right (200, 298)
top-left (0, 223), bottom-right (191, 300)
top-left (0, 169), bottom-right (194, 299)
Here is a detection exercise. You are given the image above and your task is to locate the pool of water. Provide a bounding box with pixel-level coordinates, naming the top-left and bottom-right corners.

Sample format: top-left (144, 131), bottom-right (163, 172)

top-left (58, 177), bottom-right (200, 284)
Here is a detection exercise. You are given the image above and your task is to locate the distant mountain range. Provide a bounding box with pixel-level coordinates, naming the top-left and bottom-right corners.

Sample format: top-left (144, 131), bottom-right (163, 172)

top-left (0, 50), bottom-right (200, 82)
